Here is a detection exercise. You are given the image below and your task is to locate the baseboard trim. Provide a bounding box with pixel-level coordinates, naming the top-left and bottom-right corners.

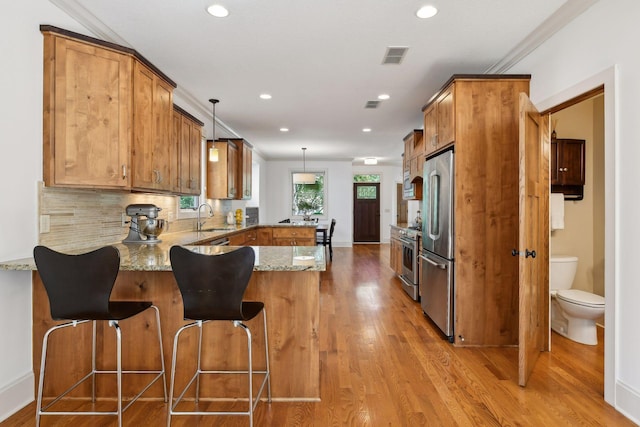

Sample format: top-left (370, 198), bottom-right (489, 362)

top-left (615, 380), bottom-right (640, 425)
top-left (0, 373), bottom-right (33, 422)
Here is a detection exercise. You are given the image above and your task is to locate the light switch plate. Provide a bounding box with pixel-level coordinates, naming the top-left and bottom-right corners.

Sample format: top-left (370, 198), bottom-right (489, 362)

top-left (40, 215), bottom-right (50, 233)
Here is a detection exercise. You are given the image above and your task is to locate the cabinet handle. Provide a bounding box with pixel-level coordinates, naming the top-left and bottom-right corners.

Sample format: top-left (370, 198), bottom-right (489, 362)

top-left (122, 165), bottom-right (127, 180)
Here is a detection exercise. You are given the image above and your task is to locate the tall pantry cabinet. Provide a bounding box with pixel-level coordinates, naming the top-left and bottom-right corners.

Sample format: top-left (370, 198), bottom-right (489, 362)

top-left (421, 75), bottom-right (531, 347)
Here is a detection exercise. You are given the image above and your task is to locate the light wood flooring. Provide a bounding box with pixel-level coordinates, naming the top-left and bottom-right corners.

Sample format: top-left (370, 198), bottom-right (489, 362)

top-left (1, 244), bottom-right (635, 426)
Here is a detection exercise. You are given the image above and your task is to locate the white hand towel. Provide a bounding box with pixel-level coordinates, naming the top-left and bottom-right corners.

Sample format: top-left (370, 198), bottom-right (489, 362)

top-left (550, 193), bottom-right (565, 230)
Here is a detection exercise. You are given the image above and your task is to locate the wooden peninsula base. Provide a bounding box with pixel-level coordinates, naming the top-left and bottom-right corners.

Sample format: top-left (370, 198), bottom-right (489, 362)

top-left (32, 269), bottom-right (320, 401)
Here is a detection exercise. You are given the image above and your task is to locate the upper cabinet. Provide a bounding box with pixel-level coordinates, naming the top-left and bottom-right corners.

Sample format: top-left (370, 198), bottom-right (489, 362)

top-left (131, 61), bottom-right (174, 192)
top-left (423, 85), bottom-right (455, 157)
top-left (403, 130), bottom-right (424, 200)
top-left (42, 31), bottom-right (133, 189)
top-left (206, 138), bottom-right (252, 200)
top-left (171, 106), bottom-right (204, 195)
top-left (551, 138), bottom-right (585, 200)
top-left (41, 25), bottom-right (186, 194)
top-left (207, 140), bottom-right (238, 199)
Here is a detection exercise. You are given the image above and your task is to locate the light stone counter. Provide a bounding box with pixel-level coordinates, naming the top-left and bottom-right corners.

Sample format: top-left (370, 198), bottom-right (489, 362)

top-left (0, 224), bottom-right (325, 272)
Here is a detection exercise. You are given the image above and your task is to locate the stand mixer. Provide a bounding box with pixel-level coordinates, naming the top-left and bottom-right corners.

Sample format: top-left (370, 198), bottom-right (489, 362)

top-left (122, 204), bottom-right (167, 244)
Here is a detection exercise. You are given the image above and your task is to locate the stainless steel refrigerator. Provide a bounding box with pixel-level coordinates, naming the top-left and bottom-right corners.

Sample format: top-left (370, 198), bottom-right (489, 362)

top-left (420, 148), bottom-right (454, 341)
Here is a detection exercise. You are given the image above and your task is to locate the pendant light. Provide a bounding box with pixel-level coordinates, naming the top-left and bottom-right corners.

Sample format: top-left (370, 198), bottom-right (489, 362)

top-left (293, 147), bottom-right (316, 184)
top-left (208, 99), bottom-right (219, 162)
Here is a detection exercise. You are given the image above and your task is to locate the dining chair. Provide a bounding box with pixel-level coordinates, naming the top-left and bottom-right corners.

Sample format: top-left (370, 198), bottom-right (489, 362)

top-left (317, 218), bottom-right (336, 261)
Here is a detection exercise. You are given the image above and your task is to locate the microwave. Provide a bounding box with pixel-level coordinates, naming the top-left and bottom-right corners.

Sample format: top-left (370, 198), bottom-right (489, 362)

top-left (403, 170), bottom-right (416, 199)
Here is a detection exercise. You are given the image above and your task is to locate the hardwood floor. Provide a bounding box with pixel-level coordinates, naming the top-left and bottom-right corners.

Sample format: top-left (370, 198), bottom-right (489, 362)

top-left (2, 244), bottom-right (634, 426)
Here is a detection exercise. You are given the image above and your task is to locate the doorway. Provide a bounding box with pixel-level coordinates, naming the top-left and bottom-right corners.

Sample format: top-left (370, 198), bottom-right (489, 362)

top-left (536, 67), bottom-right (616, 403)
top-left (353, 182), bottom-right (380, 242)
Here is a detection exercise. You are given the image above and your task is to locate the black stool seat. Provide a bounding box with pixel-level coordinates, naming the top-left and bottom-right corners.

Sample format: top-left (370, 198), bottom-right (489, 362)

top-left (33, 245), bottom-right (166, 427)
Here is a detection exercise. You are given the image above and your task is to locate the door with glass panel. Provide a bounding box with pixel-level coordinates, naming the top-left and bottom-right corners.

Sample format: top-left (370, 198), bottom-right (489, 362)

top-left (353, 182), bottom-right (380, 242)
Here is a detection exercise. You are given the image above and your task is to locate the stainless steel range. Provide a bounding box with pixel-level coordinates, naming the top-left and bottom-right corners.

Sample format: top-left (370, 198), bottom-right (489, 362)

top-left (399, 227), bottom-right (420, 301)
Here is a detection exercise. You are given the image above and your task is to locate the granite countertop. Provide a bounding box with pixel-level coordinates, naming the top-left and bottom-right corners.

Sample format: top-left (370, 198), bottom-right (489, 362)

top-left (0, 223), bottom-right (325, 272)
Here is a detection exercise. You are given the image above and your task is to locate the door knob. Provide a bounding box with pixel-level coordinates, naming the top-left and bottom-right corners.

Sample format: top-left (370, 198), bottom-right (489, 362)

top-left (511, 249), bottom-right (536, 258)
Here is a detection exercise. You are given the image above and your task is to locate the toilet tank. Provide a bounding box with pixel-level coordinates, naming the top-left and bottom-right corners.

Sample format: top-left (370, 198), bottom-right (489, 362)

top-left (550, 256), bottom-right (578, 290)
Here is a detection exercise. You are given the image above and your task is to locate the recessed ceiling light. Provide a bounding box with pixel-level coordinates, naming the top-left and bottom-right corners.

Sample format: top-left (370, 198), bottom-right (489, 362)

top-left (362, 128), bottom-right (372, 133)
top-left (280, 127), bottom-right (289, 132)
top-left (364, 158), bottom-right (378, 165)
top-left (416, 5), bottom-right (438, 19)
top-left (259, 93), bottom-right (272, 100)
top-left (378, 94), bottom-right (390, 100)
top-left (206, 4), bottom-right (229, 18)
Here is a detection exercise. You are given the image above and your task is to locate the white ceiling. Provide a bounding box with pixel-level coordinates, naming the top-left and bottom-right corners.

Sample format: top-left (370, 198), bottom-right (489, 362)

top-left (51, 0), bottom-right (592, 165)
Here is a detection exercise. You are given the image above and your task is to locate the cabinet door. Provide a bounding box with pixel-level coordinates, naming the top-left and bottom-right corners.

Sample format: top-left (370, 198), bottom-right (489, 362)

top-left (170, 110), bottom-right (183, 193)
top-left (241, 143), bottom-right (252, 199)
top-left (45, 36), bottom-right (132, 189)
top-left (188, 122), bottom-right (202, 195)
top-left (132, 61), bottom-right (173, 192)
top-left (423, 104), bottom-right (437, 156)
top-left (257, 228), bottom-right (273, 245)
top-left (227, 143), bottom-right (238, 198)
top-left (561, 139), bottom-right (585, 185)
top-left (437, 86), bottom-right (455, 148)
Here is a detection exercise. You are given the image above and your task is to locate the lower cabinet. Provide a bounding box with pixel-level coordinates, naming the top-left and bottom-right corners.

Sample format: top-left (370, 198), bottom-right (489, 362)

top-left (272, 227), bottom-right (315, 246)
top-left (257, 228), bottom-right (273, 245)
top-left (389, 227), bottom-right (403, 276)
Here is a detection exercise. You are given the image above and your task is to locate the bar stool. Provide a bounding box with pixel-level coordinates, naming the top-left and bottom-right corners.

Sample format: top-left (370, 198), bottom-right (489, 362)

top-left (168, 245), bottom-right (271, 426)
top-left (33, 245), bottom-right (167, 427)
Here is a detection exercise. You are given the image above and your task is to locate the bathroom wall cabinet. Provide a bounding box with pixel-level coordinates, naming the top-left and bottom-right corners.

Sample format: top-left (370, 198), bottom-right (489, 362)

top-left (551, 138), bottom-right (585, 199)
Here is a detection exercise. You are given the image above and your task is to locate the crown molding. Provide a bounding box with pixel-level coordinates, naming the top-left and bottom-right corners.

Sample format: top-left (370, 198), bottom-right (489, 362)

top-left (485, 0), bottom-right (601, 73)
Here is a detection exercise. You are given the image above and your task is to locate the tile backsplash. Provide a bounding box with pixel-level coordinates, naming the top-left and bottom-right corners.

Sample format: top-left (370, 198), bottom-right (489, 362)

top-left (38, 182), bottom-right (231, 251)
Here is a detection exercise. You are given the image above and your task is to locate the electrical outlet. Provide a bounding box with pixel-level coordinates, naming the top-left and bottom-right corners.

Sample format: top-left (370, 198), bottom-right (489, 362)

top-left (40, 215), bottom-right (50, 233)
top-left (121, 213), bottom-right (128, 227)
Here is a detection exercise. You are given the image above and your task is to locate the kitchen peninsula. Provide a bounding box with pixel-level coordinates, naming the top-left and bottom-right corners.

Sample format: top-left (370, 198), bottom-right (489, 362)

top-left (0, 224), bottom-right (325, 401)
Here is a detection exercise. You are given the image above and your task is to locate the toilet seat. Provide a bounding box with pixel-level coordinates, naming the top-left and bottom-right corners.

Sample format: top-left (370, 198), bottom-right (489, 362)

top-left (556, 289), bottom-right (604, 308)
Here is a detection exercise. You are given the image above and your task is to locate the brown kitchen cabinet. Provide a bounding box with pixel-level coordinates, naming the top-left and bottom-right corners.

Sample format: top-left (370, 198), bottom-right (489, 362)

top-left (41, 26), bottom-right (180, 194)
top-left (403, 130), bottom-right (424, 200)
top-left (389, 226), bottom-right (403, 276)
top-left (257, 228), bottom-right (273, 245)
top-left (131, 61), bottom-right (174, 192)
top-left (551, 138), bottom-right (585, 199)
top-left (272, 227), bottom-right (315, 246)
top-left (206, 140), bottom-right (238, 199)
top-left (213, 138), bottom-right (252, 200)
top-left (423, 85), bottom-right (455, 157)
top-left (421, 75), bottom-right (531, 347)
top-left (171, 106), bottom-right (203, 195)
top-left (42, 31), bottom-right (133, 189)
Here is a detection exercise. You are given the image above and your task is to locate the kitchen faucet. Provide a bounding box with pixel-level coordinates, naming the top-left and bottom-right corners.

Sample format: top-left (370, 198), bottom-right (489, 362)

top-left (195, 203), bottom-right (214, 231)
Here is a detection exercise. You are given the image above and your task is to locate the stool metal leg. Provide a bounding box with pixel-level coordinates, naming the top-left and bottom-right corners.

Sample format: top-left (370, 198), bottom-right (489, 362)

top-left (109, 320), bottom-right (123, 427)
top-left (262, 309), bottom-right (272, 402)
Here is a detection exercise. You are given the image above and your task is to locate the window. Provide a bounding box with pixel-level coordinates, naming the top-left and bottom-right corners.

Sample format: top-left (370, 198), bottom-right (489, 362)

top-left (353, 174), bottom-right (380, 182)
top-left (292, 172), bottom-right (325, 219)
top-left (179, 196), bottom-right (199, 210)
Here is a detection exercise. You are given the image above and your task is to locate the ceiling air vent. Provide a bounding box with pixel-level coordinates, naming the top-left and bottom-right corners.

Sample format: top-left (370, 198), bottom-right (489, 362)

top-left (365, 100), bottom-right (380, 109)
top-left (382, 46), bottom-right (408, 64)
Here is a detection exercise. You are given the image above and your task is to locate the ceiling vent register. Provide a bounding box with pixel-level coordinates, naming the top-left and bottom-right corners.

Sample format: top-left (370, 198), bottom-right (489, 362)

top-left (365, 100), bottom-right (380, 109)
top-left (382, 46), bottom-right (408, 64)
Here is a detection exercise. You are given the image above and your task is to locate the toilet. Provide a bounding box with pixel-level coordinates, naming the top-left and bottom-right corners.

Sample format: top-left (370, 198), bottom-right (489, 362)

top-left (550, 256), bottom-right (605, 345)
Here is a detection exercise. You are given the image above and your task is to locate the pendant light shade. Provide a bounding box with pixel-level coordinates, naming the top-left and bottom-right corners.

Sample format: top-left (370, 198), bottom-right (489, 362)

top-left (293, 147), bottom-right (316, 184)
top-left (208, 99), bottom-right (219, 162)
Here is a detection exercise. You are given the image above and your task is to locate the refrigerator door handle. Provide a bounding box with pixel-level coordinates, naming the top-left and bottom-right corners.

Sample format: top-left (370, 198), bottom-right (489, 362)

top-left (428, 171), bottom-right (441, 241)
top-left (420, 254), bottom-right (447, 269)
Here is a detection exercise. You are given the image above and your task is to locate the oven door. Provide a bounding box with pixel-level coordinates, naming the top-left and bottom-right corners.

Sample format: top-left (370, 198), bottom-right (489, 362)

top-left (400, 238), bottom-right (418, 284)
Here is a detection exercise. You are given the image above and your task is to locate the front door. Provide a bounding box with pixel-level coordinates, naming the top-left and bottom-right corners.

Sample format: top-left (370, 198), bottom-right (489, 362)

top-left (353, 183), bottom-right (380, 242)
top-left (517, 93), bottom-right (550, 386)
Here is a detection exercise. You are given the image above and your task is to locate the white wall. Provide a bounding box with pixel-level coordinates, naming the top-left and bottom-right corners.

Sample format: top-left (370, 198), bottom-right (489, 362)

top-left (0, 0), bottom-right (89, 421)
top-left (510, 0), bottom-right (640, 422)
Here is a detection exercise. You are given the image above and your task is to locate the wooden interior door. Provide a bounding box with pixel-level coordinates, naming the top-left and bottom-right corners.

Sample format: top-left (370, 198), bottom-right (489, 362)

top-left (353, 183), bottom-right (380, 242)
top-left (518, 93), bottom-right (550, 386)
